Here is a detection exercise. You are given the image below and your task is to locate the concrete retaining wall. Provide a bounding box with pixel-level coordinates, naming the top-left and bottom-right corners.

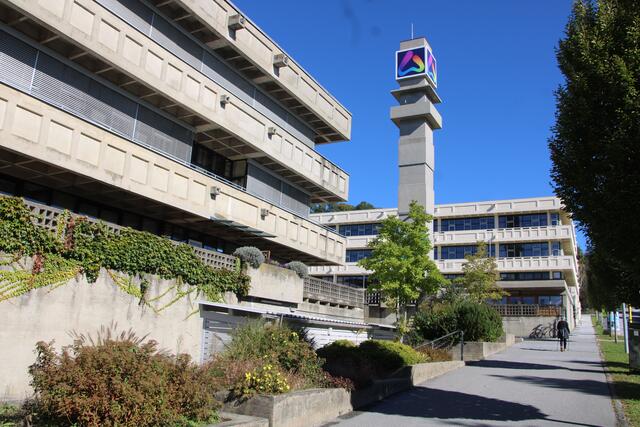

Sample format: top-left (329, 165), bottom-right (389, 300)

top-left (0, 269), bottom-right (202, 402)
top-left (448, 334), bottom-right (516, 361)
top-left (223, 361), bottom-right (464, 427)
top-left (502, 316), bottom-right (557, 338)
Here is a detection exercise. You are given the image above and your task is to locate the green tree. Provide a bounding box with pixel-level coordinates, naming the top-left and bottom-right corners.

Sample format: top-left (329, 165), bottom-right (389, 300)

top-left (359, 201), bottom-right (443, 340)
top-left (549, 0), bottom-right (640, 305)
top-left (310, 201), bottom-right (376, 213)
top-left (452, 242), bottom-right (506, 303)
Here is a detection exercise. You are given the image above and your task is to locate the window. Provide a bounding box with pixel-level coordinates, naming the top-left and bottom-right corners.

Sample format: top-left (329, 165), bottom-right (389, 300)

top-left (443, 274), bottom-right (463, 281)
top-left (552, 271), bottom-right (563, 280)
top-left (539, 296), bottom-right (563, 306)
top-left (500, 271), bottom-right (551, 281)
top-left (439, 245), bottom-right (495, 260)
top-left (550, 213), bottom-right (560, 226)
top-left (336, 275), bottom-right (369, 288)
top-left (498, 213), bottom-right (548, 229)
top-left (551, 242), bottom-right (562, 256)
top-left (439, 216), bottom-right (495, 232)
top-left (345, 249), bottom-right (372, 263)
top-left (499, 242), bottom-right (550, 258)
top-left (338, 223), bottom-right (381, 237)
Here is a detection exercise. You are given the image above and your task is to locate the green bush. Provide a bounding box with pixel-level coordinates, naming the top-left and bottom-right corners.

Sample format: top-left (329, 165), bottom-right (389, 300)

top-left (359, 340), bottom-right (426, 368)
top-left (27, 327), bottom-right (219, 427)
top-left (217, 320), bottom-right (326, 391)
top-left (317, 339), bottom-right (427, 389)
top-left (414, 300), bottom-right (504, 342)
top-left (233, 246), bottom-right (265, 269)
top-left (456, 300), bottom-right (504, 342)
top-left (284, 261), bottom-right (308, 278)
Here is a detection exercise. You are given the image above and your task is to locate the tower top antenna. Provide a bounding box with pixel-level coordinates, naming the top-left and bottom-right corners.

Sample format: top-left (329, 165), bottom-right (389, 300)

top-left (411, 23), bottom-right (414, 39)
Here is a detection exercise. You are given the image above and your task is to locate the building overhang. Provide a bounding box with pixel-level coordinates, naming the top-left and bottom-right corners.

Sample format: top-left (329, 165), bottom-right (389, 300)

top-left (198, 301), bottom-right (395, 330)
top-left (0, 146), bottom-right (339, 265)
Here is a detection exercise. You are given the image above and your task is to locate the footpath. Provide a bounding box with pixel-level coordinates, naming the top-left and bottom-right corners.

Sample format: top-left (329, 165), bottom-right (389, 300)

top-left (326, 317), bottom-right (618, 426)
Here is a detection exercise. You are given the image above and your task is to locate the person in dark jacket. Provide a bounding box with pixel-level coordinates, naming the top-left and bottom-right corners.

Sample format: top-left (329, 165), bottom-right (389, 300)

top-left (557, 317), bottom-right (570, 351)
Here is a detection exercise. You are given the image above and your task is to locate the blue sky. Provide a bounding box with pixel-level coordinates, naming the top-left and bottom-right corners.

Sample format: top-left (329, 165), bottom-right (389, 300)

top-left (233, 1), bottom-right (581, 246)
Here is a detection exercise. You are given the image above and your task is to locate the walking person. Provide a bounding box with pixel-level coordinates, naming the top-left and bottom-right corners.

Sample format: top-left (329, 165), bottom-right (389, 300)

top-left (557, 316), bottom-right (570, 351)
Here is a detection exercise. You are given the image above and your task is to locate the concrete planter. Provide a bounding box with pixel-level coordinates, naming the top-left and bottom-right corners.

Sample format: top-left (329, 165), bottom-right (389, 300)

top-left (448, 334), bottom-right (516, 361)
top-left (223, 361), bottom-right (464, 427)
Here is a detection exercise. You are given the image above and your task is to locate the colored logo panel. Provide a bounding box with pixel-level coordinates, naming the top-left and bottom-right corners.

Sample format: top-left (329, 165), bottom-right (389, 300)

top-left (426, 50), bottom-right (437, 87)
top-left (395, 46), bottom-right (437, 87)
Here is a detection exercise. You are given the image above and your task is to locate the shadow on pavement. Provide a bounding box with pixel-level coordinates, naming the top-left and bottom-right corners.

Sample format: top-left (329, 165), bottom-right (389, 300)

top-left (468, 359), bottom-right (603, 374)
top-left (354, 387), bottom-right (547, 423)
top-left (490, 375), bottom-right (611, 397)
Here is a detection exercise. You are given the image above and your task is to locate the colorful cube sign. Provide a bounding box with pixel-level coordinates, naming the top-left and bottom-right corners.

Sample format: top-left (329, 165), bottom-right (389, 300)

top-left (395, 46), bottom-right (437, 87)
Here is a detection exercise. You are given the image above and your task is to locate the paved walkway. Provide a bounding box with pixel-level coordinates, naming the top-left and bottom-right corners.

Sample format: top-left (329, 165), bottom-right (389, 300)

top-left (326, 317), bottom-right (618, 426)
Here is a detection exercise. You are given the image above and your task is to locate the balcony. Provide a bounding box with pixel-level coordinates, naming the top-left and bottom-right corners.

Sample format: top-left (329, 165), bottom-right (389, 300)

top-left (0, 0), bottom-right (349, 201)
top-left (22, 197), bottom-right (368, 312)
top-left (151, 0), bottom-right (352, 142)
top-left (303, 277), bottom-right (364, 309)
top-left (0, 83), bottom-right (345, 264)
top-left (434, 225), bottom-right (574, 244)
top-left (24, 198), bottom-right (238, 270)
top-left (491, 304), bottom-right (562, 317)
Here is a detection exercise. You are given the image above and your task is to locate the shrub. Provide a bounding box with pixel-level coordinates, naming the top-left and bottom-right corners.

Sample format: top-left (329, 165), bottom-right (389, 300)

top-left (217, 320), bottom-right (326, 391)
top-left (284, 261), bottom-right (308, 278)
top-left (233, 364), bottom-right (290, 398)
top-left (456, 300), bottom-right (504, 342)
top-left (414, 300), bottom-right (504, 343)
top-left (233, 246), bottom-right (265, 269)
top-left (413, 303), bottom-right (459, 341)
top-left (358, 340), bottom-right (427, 370)
top-left (28, 327), bottom-right (219, 427)
top-left (317, 339), bottom-right (427, 389)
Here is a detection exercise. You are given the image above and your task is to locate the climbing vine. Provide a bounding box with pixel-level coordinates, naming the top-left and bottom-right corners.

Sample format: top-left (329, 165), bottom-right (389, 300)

top-left (0, 196), bottom-right (250, 304)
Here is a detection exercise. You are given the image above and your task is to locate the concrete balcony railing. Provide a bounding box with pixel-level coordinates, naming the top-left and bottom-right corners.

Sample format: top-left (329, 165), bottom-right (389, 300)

top-left (303, 276), bottom-right (364, 309)
top-left (0, 84), bottom-right (345, 264)
top-left (436, 256), bottom-right (577, 274)
top-left (4, 0), bottom-right (349, 201)
top-left (23, 198), bottom-right (239, 271)
top-left (491, 304), bottom-right (562, 318)
top-left (434, 225), bottom-right (574, 244)
top-left (309, 263), bottom-right (369, 276)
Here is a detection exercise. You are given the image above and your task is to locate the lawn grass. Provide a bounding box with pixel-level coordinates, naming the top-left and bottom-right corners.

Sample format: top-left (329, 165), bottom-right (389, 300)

top-left (593, 315), bottom-right (640, 426)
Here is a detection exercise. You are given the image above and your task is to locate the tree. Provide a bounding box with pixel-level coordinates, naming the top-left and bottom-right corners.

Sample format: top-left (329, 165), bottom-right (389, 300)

top-left (549, 0), bottom-right (640, 306)
top-left (452, 242), bottom-right (506, 303)
top-left (310, 201), bottom-right (376, 213)
top-left (358, 201), bottom-right (443, 340)
top-left (354, 201), bottom-right (375, 210)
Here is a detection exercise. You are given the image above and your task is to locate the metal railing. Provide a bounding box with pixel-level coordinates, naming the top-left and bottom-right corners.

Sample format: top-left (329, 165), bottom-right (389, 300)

top-left (22, 198), bottom-right (238, 271)
top-left (490, 304), bottom-right (562, 317)
top-left (414, 330), bottom-right (465, 361)
top-left (303, 276), bottom-right (364, 309)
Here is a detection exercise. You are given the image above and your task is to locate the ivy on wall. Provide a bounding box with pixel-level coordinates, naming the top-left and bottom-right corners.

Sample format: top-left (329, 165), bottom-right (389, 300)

top-left (0, 196), bottom-right (250, 305)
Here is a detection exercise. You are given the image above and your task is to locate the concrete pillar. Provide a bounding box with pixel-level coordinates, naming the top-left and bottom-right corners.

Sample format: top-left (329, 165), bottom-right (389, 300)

top-left (390, 38), bottom-right (442, 219)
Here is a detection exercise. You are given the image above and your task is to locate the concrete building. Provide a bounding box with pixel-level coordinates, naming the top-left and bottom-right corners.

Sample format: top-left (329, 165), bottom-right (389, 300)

top-left (0, 1), bottom-right (398, 399)
top-left (309, 197), bottom-right (582, 336)
top-left (0, 0), bottom-right (351, 265)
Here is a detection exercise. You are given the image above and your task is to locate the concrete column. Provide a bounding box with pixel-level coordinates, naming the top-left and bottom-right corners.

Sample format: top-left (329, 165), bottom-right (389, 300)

top-left (390, 38), bottom-right (442, 219)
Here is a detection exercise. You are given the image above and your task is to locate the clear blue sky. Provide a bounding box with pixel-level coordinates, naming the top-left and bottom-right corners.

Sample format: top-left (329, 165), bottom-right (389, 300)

top-left (233, 0), bottom-right (582, 246)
